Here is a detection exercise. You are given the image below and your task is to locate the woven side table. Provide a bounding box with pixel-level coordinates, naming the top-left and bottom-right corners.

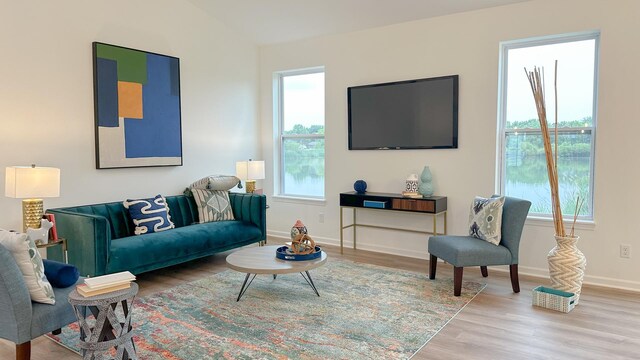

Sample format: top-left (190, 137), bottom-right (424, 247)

top-left (68, 282), bottom-right (138, 360)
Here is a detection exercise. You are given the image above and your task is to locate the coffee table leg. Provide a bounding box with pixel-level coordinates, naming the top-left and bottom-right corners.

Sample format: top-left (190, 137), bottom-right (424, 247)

top-left (237, 273), bottom-right (257, 302)
top-left (300, 271), bottom-right (320, 297)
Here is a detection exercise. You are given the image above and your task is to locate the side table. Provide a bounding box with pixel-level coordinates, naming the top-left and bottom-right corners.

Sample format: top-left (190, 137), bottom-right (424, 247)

top-left (36, 238), bottom-right (67, 263)
top-left (68, 282), bottom-right (138, 360)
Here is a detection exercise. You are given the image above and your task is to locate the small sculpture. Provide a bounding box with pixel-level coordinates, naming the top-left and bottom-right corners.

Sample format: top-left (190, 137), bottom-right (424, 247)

top-left (290, 220), bottom-right (308, 240)
top-left (26, 219), bottom-right (53, 245)
top-left (291, 234), bottom-right (316, 255)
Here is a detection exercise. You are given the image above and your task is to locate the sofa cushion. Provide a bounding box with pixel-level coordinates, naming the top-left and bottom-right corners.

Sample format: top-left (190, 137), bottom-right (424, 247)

top-left (123, 195), bottom-right (175, 235)
top-left (107, 221), bottom-right (262, 273)
top-left (0, 230), bottom-right (56, 304)
top-left (191, 189), bottom-right (235, 222)
top-left (429, 235), bottom-right (512, 267)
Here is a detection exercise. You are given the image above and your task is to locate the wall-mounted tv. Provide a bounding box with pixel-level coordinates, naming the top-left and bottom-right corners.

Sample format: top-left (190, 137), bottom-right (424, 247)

top-left (348, 75), bottom-right (458, 150)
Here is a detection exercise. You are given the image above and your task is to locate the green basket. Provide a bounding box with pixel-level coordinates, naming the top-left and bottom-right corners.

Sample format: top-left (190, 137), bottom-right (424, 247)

top-left (532, 286), bottom-right (576, 313)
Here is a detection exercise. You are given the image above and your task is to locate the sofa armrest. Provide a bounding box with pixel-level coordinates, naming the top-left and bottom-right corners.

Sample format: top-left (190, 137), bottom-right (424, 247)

top-left (229, 193), bottom-right (267, 241)
top-left (46, 209), bottom-right (112, 277)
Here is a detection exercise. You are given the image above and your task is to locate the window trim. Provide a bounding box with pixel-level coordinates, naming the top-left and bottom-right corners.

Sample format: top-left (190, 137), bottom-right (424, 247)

top-left (496, 31), bottom-right (600, 220)
top-left (275, 67), bottom-right (325, 200)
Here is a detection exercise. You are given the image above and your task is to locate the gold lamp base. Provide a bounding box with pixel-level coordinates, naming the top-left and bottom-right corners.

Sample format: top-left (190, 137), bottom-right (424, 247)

top-left (22, 198), bottom-right (44, 232)
top-left (245, 180), bottom-right (257, 193)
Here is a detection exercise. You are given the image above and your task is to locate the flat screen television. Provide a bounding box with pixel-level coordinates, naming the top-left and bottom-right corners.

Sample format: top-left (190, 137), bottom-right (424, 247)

top-left (348, 75), bottom-right (458, 150)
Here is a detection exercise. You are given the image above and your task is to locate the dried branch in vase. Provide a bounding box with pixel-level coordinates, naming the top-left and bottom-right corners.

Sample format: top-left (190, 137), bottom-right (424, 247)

top-left (524, 62), bottom-right (565, 237)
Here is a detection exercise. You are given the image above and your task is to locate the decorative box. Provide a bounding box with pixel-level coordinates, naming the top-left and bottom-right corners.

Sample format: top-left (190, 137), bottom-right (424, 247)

top-left (532, 286), bottom-right (577, 313)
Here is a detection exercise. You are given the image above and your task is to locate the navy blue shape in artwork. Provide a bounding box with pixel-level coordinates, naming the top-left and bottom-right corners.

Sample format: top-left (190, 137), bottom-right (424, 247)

top-left (124, 54), bottom-right (181, 158)
top-left (95, 58), bottom-right (119, 127)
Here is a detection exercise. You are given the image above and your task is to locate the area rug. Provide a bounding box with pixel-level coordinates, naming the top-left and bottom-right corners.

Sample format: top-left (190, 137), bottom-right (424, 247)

top-left (48, 260), bottom-right (484, 359)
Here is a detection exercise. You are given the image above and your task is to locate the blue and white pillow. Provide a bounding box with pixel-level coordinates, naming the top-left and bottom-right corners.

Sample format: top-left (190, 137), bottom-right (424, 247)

top-left (123, 195), bottom-right (175, 235)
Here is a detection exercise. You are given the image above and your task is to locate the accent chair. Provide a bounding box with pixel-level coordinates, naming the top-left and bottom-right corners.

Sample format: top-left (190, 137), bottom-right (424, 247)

top-left (428, 196), bottom-right (531, 296)
top-left (0, 244), bottom-right (79, 360)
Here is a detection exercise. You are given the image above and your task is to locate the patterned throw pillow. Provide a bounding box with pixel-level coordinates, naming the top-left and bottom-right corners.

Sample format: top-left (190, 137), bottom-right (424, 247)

top-left (468, 196), bottom-right (505, 245)
top-left (123, 195), bottom-right (175, 235)
top-left (189, 175), bottom-right (240, 191)
top-left (191, 189), bottom-right (235, 223)
top-left (0, 229), bottom-right (56, 304)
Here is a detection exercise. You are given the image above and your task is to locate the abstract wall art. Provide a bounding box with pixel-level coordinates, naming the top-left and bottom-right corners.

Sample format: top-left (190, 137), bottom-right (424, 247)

top-left (93, 42), bottom-right (182, 169)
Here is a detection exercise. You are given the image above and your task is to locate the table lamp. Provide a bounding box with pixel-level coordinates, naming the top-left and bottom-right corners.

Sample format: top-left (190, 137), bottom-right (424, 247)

top-left (5, 165), bottom-right (60, 232)
top-left (236, 159), bottom-right (265, 193)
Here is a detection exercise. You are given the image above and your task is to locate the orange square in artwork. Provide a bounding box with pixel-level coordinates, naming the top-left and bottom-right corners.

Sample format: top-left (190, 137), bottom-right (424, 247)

top-left (118, 81), bottom-right (143, 119)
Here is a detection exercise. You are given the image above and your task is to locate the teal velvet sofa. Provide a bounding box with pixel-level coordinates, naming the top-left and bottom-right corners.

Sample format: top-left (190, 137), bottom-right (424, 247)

top-left (46, 193), bottom-right (266, 277)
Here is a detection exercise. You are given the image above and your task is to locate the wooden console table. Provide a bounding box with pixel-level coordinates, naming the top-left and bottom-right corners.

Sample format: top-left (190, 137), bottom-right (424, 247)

top-left (339, 191), bottom-right (447, 254)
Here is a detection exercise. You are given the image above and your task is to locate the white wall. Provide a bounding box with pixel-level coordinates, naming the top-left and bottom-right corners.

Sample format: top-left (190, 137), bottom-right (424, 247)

top-left (259, 0), bottom-right (640, 290)
top-left (0, 0), bottom-right (260, 230)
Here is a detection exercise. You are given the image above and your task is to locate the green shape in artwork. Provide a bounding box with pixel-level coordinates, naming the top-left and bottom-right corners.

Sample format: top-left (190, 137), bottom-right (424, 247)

top-left (96, 43), bottom-right (147, 84)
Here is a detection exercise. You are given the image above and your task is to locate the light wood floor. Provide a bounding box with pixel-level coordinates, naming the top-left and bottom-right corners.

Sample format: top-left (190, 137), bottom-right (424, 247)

top-left (2, 240), bottom-right (639, 360)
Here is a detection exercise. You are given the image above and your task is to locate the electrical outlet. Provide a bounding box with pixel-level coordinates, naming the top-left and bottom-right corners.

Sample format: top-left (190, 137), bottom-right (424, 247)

top-left (620, 244), bottom-right (631, 258)
top-left (318, 213), bottom-right (325, 223)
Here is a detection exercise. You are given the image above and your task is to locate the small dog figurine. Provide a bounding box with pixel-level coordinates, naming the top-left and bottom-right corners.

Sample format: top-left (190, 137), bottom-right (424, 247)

top-left (27, 219), bottom-right (53, 245)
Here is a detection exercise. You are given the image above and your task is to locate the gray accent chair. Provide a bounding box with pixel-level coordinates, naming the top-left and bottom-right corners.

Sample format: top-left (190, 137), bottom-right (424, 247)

top-left (0, 244), bottom-right (80, 360)
top-left (428, 196), bottom-right (531, 296)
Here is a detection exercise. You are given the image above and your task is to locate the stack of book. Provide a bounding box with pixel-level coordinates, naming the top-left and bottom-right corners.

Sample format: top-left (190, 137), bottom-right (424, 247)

top-left (401, 191), bottom-right (423, 198)
top-left (76, 271), bottom-right (136, 297)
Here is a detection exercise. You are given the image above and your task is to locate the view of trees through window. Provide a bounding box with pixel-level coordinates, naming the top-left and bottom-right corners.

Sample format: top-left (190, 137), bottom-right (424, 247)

top-left (280, 71), bottom-right (325, 197)
top-left (500, 34), bottom-right (598, 218)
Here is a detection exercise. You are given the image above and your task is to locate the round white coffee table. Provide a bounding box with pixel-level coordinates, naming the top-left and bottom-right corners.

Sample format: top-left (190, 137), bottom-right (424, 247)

top-left (226, 245), bottom-right (327, 301)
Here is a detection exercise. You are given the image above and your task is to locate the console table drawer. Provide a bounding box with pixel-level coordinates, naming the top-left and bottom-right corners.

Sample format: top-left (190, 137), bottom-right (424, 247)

top-left (391, 199), bottom-right (435, 212)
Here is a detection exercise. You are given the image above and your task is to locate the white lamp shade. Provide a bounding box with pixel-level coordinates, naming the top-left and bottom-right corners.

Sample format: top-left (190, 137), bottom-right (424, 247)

top-left (5, 166), bottom-right (60, 198)
top-left (236, 160), bottom-right (265, 180)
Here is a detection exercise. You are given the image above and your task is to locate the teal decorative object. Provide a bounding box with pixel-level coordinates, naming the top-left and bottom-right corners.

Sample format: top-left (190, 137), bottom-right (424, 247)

top-left (418, 166), bottom-right (434, 197)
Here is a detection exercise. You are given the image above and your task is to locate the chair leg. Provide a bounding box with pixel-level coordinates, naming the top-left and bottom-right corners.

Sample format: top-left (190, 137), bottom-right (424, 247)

top-left (453, 267), bottom-right (463, 296)
top-left (510, 264), bottom-right (520, 293)
top-left (480, 266), bottom-right (488, 277)
top-left (429, 254), bottom-right (437, 279)
top-left (16, 341), bottom-right (30, 360)
top-left (52, 328), bottom-right (62, 335)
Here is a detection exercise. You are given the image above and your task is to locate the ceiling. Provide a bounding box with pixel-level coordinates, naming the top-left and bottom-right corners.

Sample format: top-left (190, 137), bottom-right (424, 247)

top-left (187, 0), bottom-right (531, 45)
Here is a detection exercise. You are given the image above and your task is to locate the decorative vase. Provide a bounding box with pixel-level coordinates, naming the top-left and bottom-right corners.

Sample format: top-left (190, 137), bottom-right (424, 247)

top-left (290, 220), bottom-right (308, 240)
top-left (547, 235), bottom-right (586, 304)
top-left (418, 166), bottom-right (434, 197)
top-left (354, 180), bottom-right (367, 194)
top-left (405, 174), bottom-right (419, 193)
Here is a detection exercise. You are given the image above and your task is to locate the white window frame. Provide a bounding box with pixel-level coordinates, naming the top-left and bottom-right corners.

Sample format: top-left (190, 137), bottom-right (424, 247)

top-left (496, 31), bottom-right (600, 220)
top-left (275, 67), bottom-right (325, 200)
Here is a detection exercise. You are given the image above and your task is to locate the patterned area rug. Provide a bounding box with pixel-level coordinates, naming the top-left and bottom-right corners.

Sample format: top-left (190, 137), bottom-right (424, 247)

top-left (48, 260), bottom-right (484, 359)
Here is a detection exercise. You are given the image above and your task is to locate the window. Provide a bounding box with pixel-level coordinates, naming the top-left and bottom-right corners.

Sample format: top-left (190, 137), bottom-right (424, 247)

top-left (497, 32), bottom-right (599, 219)
top-left (276, 68), bottom-right (325, 198)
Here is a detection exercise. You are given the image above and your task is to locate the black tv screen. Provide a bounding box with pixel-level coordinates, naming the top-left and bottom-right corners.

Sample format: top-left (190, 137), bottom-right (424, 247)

top-left (348, 75), bottom-right (458, 150)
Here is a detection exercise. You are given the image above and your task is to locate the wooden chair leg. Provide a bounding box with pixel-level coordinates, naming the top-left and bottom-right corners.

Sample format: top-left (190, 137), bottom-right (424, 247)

top-left (16, 341), bottom-right (30, 360)
top-left (510, 264), bottom-right (520, 293)
top-left (480, 266), bottom-right (488, 277)
top-left (453, 267), bottom-right (463, 296)
top-left (429, 254), bottom-right (437, 279)
top-left (52, 328), bottom-right (62, 335)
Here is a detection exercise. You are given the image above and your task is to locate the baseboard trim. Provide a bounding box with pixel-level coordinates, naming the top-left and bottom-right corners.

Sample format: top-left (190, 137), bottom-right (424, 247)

top-left (267, 231), bottom-right (640, 292)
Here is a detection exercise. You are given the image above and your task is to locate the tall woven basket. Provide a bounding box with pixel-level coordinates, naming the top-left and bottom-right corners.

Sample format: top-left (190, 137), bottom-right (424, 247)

top-left (548, 235), bottom-right (586, 304)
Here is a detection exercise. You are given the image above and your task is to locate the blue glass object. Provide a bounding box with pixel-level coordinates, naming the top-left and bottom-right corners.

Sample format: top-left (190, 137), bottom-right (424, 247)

top-left (354, 180), bottom-right (367, 193)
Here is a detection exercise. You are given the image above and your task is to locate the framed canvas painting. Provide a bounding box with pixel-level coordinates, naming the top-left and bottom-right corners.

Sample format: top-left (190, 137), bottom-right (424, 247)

top-left (92, 42), bottom-right (183, 169)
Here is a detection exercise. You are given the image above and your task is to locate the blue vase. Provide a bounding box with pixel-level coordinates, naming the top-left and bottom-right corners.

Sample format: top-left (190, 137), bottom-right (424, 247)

top-left (354, 180), bottom-right (367, 194)
top-left (418, 166), bottom-right (434, 197)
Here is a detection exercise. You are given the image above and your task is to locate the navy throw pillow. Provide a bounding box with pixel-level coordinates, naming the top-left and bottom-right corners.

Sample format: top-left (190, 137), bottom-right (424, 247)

top-left (123, 194), bottom-right (175, 235)
top-left (43, 259), bottom-right (80, 288)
